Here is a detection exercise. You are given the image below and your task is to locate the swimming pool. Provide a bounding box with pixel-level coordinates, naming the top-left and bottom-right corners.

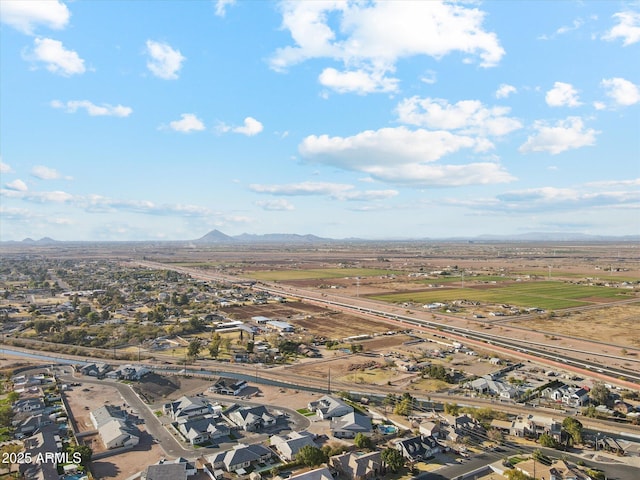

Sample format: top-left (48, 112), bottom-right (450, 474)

top-left (377, 424), bottom-right (398, 434)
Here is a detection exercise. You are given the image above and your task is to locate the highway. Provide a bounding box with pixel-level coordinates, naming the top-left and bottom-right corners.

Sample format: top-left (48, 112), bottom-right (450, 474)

top-left (135, 260), bottom-right (640, 389)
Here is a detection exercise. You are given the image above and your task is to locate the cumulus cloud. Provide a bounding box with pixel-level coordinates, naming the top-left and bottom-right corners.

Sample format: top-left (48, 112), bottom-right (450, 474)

top-left (601, 77), bottom-right (640, 106)
top-left (396, 97), bottom-right (522, 137)
top-left (217, 117), bottom-right (264, 136)
top-left (299, 127), bottom-right (514, 187)
top-left (602, 11), bottom-right (640, 46)
top-left (495, 84), bottom-right (517, 99)
top-left (255, 199), bottom-right (295, 211)
top-left (145, 40), bottom-right (185, 80)
top-left (4, 179), bottom-right (28, 192)
top-left (215, 0), bottom-right (236, 17)
top-left (233, 117), bottom-right (263, 136)
top-left (50, 100), bottom-right (133, 117)
top-left (0, 0), bottom-right (70, 34)
top-left (519, 117), bottom-right (599, 155)
top-left (168, 113), bottom-right (205, 133)
top-left (545, 82), bottom-right (582, 107)
top-left (319, 67), bottom-right (399, 94)
top-left (27, 37), bottom-right (85, 76)
top-left (250, 181), bottom-right (398, 201)
top-left (270, 1), bottom-right (504, 94)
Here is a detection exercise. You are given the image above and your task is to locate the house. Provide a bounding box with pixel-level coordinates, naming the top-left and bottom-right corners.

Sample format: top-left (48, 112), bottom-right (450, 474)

top-left (16, 414), bottom-right (52, 436)
top-left (164, 396), bottom-right (212, 421)
top-left (515, 459), bottom-right (591, 480)
top-left (12, 398), bottom-right (45, 414)
top-left (266, 320), bottom-right (294, 332)
top-left (510, 414), bottom-right (562, 441)
top-left (106, 364), bottom-right (150, 380)
top-left (289, 467), bottom-right (334, 480)
top-left (418, 420), bottom-right (441, 438)
top-left (330, 412), bottom-right (372, 439)
top-left (19, 423), bottom-right (62, 480)
top-left (79, 362), bottom-right (111, 378)
top-left (90, 405), bottom-right (128, 429)
top-left (177, 415), bottom-right (230, 445)
top-left (143, 463), bottom-right (188, 480)
top-left (224, 404), bottom-right (277, 431)
top-left (270, 431), bottom-right (317, 461)
top-left (395, 435), bottom-right (440, 462)
top-left (308, 395), bottom-right (353, 419)
top-left (330, 450), bottom-right (382, 480)
top-left (208, 443), bottom-right (272, 472)
top-left (210, 377), bottom-right (248, 396)
top-left (99, 418), bottom-right (140, 449)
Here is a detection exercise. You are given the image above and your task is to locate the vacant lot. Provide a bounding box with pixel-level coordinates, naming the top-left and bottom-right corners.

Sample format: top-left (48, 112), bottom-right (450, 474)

top-left (513, 304), bottom-right (640, 347)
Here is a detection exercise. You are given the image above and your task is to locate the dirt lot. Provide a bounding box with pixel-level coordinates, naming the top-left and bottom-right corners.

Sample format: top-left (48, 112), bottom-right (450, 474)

top-left (62, 381), bottom-right (165, 480)
top-left (511, 304), bottom-right (640, 347)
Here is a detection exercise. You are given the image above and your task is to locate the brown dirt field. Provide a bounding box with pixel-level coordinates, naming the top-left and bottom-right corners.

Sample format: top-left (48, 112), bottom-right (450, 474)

top-left (62, 379), bottom-right (171, 480)
top-left (509, 305), bottom-right (640, 347)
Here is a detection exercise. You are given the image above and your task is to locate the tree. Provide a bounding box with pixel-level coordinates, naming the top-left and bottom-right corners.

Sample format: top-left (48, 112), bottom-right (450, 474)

top-left (67, 444), bottom-right (92, 466)
top-left (487, 428), bottom-right (504, 444)
top-left (394, 394), bottom-right (413, 416)
top-left (187, 338), bottom-right (202, 359)
top-left (504, 469), bottom-right (534, 480)
top-left (589, 382), bottom-right (610, 406)
top-left (539, 433), bottom-right (559, 449)
top-left (444, 402), bottom-right (460, 416)
top-left (562, 417), bottom-right (583, 446)
top-left (296, 445), bottom-right (327, 467)
top-left (381, 447), bottom-right (404, 473)
top-left (354, 432), bottom-right (373, 450)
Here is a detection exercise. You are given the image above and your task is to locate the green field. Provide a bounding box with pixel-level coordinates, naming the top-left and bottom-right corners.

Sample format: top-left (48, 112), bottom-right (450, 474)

top-left (249, 268), bottom-right (400, 281)
top-left (369, 281), bottom-right (633, 310)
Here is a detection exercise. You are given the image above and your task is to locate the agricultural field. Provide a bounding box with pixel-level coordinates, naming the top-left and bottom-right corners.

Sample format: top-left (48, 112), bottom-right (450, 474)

top-left (248, 267), bottom-right (401, 282)
top-left (368, 280), bottom-right (635, 310)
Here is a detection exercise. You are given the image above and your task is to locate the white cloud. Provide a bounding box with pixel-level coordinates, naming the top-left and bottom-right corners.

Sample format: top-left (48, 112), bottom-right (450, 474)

top-left (215, 0), bottom-right (236, 17)
top-left (421, 70), bottom-right (437, 85)
top-left (31, 165), bottom-right (68, 180)
top-left (145, 40), bottom-right (185, 80)
top-left (601, 77), bottom-right (640, 106)
top-left (169, 113), bottom-right (205, 133)
top-left (602, 11), bottom-right (640, 46)
top-left (51, 100), bottom-right (133, 117)
top-left (29, 165), bottom-right (73, 181)
top-left (27, 37), bottom-right (85, 76)
top-left (0, 160), bottom-right (13, 173)
top-left (593, 101), bottom-right (606, 110)
top-left (545, 82), bottom-right (582, 107)
top-left (4, 179), bottom-right (28, 191)
top-left (250, 181), bottom-right (398, 201)
top-left (396, 97), bottom-right (522, 137)
top-left (299, 127), bottom-right (514, 187)
top-left (496, 185), bottom-right (640, 212)
top-left (0, 0), bottom-right (70, 35)
top-left (495, 83), bottom-right (517, 99)
top-left (255, 199), bottom-right (295, 211)
top-left (519, 116), bottom-right (599, 155)
top-left (319, 67), bottom-right (399, 94)
top-left (271, 1), bottom-right (504, 94)
top-left (233, 117), bottom-right (263, 136)
top-left (538, 18), bottom-right (584, 40)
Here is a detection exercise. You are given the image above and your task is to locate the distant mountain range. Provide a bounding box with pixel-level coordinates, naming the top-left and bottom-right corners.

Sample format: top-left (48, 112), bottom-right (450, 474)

top-left (2, 229), bottom-right (639, 245)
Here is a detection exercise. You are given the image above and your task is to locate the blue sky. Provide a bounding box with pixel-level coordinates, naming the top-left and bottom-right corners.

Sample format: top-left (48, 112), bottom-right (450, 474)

top-left (1, 0), bottom-right (639, 241)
